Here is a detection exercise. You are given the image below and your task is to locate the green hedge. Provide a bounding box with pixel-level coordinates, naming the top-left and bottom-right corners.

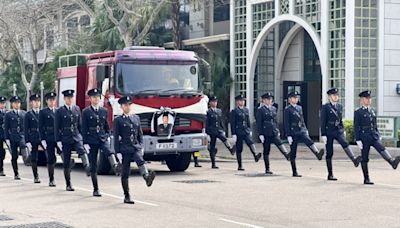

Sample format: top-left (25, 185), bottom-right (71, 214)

top-left (343, 120), bottom-right (355, 144)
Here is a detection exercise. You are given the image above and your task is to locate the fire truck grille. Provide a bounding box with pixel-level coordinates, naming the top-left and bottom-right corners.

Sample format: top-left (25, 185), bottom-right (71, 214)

top-left (140, 118), bottom-right (191, 128)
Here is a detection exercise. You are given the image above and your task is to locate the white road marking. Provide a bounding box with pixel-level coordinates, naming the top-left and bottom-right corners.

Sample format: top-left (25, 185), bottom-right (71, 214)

top-left (0, 176), bottom-right (159, 207)
top-left (218, 218), bottom-right (264, 228)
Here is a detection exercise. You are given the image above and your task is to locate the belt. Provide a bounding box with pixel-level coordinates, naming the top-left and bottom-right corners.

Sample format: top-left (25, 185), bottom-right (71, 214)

top-left (327, 121), bottom-right (341, 127)
top-left (121, 135), bottom-right (137, 144)
top-left (29, 128), bottom-right (39, 132)
top-left (11, 127), bottom-right (21, 133)
top-left (89, 126), bottom-right (102, 133)
top-left (361, 126), bottom-right (375, 130)
top-left (63, 126), bottom-right (77, 132)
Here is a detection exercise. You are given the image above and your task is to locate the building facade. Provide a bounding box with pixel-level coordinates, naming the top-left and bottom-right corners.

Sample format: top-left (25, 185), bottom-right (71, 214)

top-left (231, 0), bottom-right (400, 138)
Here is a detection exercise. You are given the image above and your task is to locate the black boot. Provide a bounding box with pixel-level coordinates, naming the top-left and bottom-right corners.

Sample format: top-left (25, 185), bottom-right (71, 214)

top-left (32, 162), bottom-right (41, 183)
top-left (139, 165), bottom-right (155, 187)
top-left (290, 160), bottom-right (302, 177)
top-left (326, 159), bottom-right (337, 181)
top-left (91, 173), bottom-right (102, 197)
top-left (11, 159), bottom-right (20, 180)
top-left (224, 140), bottom-right (236, 155)
top-left (344, 147), bottom-right (361, 167)
top-left (209, 148), bottom-right (219, 169)
top-left (122, 178), bottom-right (134, 204)
top-left (264, 156), bottom-right (273, 175)
top-left (193, 156), bottom-right (202, 167)
top-left (64, 168), bottom-right (75, 191)
top-left (278, 145), bottom-right (290, 161)
top-left (250, 144), bottom-right (262, 162)
top-left (380, 150), bottom-right (400, 170)
top-left (80, 153), bottom-right (91, 176)
top-left (108, 155), bottom-right (122, 176)
top-left (361, 162), bottom-right (374, 185)
top-left (0, 159), bottom-right (5, 176)
top-left (310, 144), bottom-right (324, 160)
top-left (48, 164), bottom-right (56, 187)
top-left (236, 152), bottom-right (244, 171)
top-left (21, 148), bottom-right (31, 165)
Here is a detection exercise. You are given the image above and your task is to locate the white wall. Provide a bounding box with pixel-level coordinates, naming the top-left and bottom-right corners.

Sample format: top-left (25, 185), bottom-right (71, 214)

top-left (383, 0), bottom-right (400, 116)
top-left (280, 29), bottom-right (304, 82)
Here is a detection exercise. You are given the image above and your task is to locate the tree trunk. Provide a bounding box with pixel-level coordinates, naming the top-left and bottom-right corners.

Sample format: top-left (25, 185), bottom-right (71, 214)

top-left (171, 0), bottom-right (181, 50)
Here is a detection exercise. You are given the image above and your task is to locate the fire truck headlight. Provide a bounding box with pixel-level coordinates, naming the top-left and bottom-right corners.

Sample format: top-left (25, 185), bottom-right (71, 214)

top-left (192, 138), bottom-right (203, 147)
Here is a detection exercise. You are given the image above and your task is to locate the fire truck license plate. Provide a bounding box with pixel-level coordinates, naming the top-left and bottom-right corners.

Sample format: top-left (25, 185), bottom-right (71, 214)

top-left (156, 143), bottom-right (177, 150)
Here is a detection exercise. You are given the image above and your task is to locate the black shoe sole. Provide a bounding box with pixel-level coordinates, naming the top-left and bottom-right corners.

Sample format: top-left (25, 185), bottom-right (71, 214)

top-left (146, 171), bottom-right (156, 187)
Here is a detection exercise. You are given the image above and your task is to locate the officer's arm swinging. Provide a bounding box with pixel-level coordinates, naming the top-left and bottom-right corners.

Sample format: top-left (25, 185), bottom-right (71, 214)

top-left (284, 108), bottom-right (291, 137)
top-left (256, 108), bottom-right (263, 136)
top-left (54, 109), bottom-right (61, 142)
top-left (113, 118), bottom-right (120, 153)
top-left (230, 110), bottom-right (236, 135)
top-left (23, 112), bottom-right (30, 143)
top-left (81, 110), bottom-right (89, 144)
top-left (320, 105), bottom-right (327, 136)
top-left (353, 110), bottom-right (360, 141)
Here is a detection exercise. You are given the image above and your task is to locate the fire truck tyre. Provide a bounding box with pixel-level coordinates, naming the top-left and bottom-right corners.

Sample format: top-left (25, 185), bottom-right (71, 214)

top-left (166, 153), bottom-right (191, 172)
top-left (97, 151), bottom-right (112, 175)
top-left (37, 149), bottom-right (48, 166)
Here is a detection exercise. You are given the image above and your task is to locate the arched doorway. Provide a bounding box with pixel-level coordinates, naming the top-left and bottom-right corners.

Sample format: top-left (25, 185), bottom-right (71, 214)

top-left (247, 14), bottom-right (326, 139)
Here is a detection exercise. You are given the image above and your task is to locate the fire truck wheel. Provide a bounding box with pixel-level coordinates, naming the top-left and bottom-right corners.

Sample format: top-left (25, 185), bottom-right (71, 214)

top-left (97, 151), bottom-right (112, 175)
top-left (166, 153), bottom-right (191, 172)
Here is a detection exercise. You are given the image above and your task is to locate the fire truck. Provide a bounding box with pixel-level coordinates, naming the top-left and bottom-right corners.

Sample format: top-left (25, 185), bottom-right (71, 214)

top-left (56, 47), bottom-right (210, 174)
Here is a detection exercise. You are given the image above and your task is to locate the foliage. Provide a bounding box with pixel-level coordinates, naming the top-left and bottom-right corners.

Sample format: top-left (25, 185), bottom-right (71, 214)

top-left (344, 119), bottom-right (355, 144)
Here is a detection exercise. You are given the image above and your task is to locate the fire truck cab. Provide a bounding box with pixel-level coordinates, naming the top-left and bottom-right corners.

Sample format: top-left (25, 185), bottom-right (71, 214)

top-left (57, 47), bottom-right (210, 173)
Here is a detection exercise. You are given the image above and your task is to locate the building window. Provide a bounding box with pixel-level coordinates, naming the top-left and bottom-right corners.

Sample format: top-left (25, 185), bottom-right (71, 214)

top-left (252, 1), bottom-right (275, 109)
top-left (295, 0), bottom-right (321, 34)
top-left (233, 0), bottom-right (247, 98)
top-left (280, 0), bottom-right (289, 15)
top-left (354, 0), bottom-right (378, 109)
top-left (214, 0), bottom-right (230, 22)
top-left (328, 0), bottom-right (346, 111)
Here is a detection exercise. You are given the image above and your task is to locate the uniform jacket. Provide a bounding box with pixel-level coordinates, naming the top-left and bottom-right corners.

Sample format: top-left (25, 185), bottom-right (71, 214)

top-left (54, 105), bottom-right (83, 143)
top-left (320, 102), bottom-right (345, 136)
top-left (113, 114), bottom-right (143, 154)
top-left (81, 106), bottom-right (110, 145)
top-left (4, 110), bottom-right (26, 142)
top-left (256, 105), bottom-right (279, 137)
top-left (354, 106), bottom-right (380, 141)
top-left (284, 105), bottom-right (308, 136)
top-left (24, 110), bottom-right (41, 144)
top-left (230, 107), bottom-right (251, 136)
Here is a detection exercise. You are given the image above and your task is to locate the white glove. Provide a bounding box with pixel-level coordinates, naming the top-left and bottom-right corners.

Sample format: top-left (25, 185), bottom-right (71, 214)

top-left (250, 131), bottom-right (253, 137)
top-left (26, 142), bottom-right (32, 152)
top-left (232, 135), bottom-right (237, 142)
top-left (140, 148), bottom-right (144, 157)
top-left (207, 135), bottom-right (211, 142)
top-left (259, 135), bottom-right (265, 143)
top-left (107, 137), bottom-right (111, 145)
top-left (116, 153), bottom-right (123, 161)
top-left (84, 144), bottom-right (91, 153)
top-left (41, 140), bottom-right (47, 149)
top-left (5, 139), bottom-right (10, 148)
top-left (343, 131), bottom-right (347, 138)
top-left (321, 136), bottom-right (327, 145)
top-left (287, 136), bottom-right (293, 145)
top-left (356, 141), bottom-right (363, 150)
top-left (57, 141), bottom-right (63, 151)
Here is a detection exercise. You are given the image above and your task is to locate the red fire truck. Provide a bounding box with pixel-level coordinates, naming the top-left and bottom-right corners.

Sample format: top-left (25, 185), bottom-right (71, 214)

top-left (56, 47), bottom-right (210, 174)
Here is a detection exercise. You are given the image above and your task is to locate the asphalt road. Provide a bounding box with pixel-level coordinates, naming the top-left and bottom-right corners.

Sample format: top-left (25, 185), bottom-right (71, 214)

top-left (1, 143), bottom-right (400, 228)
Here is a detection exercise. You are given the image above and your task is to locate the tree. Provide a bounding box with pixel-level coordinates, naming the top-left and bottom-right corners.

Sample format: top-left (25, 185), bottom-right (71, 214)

top-left (0, 0), bottom-right (68, 107)
top-left (76, 0), bottom-right (169, 47)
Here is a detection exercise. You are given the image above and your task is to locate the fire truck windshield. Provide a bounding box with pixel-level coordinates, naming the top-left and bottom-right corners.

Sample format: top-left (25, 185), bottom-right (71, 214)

top-left (116, 63), bottom-right (199, 95)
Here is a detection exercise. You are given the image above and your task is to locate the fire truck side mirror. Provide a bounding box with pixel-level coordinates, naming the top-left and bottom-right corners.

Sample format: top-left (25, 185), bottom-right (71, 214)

top-left (96, 65), bottom-right (109, 82)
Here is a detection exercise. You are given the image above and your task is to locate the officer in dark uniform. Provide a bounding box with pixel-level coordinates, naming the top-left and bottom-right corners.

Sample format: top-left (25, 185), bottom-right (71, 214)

top-left (39, 92), bottom-right (58, 187)
top-left (113, 96), bottom-right (155, 204)
top-left (4, 95), bottom-right (29, 180)
top-left (256, 93), bottom-right (290, 174)
top-left (230, 94), bottom-right (262, 171)
top-left (284, 91), bottom-right (324, 177)
top-left (24, 94), bottom-right (42, 183)
top-left (354, 90), bottom-right (400, 185)
top-left (206, 95), bottom-right (236, 169)
top-left (320, 88), bottom-right (362, 181)
top-left (55, 89), bottom-right (90, 191)
top-left (82, 88), bottom-right (121, 197)
top-left (0, 96), bottom-right (7, 177)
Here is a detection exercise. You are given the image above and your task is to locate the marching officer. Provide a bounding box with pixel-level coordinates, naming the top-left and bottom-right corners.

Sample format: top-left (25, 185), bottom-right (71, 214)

top-left (354, 90), bottom-right (400, 185)
top-left (256, 93), bottom-right (290, 175)
top-left (82, 88), bottom-right (121, 197)
top-left (0, 96), bottom-right (7, 176)
top-left (24, 94), bottom-right (42, 183)
top-left (39, 92), bottom-right (59, 187)
top-left (284, 91), bottom-right (325, 177)
top-left (55, 89), bottom-right (90, 191)
top-left (230, 94), bottom-right (262, 171)
top-left (320, 88), bottom-right (361, 181)
top-left (206, 96), bottom-right (236, 169)
top-left (113, 96), bottom-right (155, 204)
top-left (4, 95), bottom-right (29, 180)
